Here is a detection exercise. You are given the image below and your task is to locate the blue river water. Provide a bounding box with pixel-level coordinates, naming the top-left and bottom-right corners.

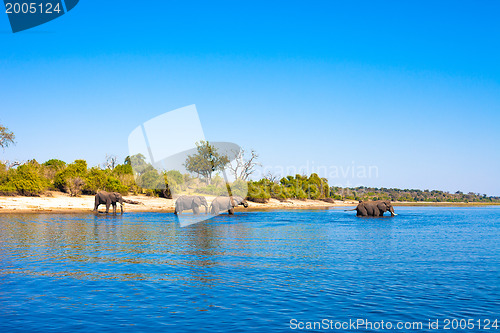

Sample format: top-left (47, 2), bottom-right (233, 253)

top-left (0, 207), bottom-right (499, 332)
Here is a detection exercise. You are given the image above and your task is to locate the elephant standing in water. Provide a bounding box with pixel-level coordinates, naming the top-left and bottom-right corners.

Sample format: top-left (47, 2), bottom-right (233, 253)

top-left (174, 195), bottom-right (208, 215)
top-left (347, 200), bottom-right (397, 217)
top-left (210, 195), bottom-right (248, 215)
top-left (93, 191), bottom-right (141, 214)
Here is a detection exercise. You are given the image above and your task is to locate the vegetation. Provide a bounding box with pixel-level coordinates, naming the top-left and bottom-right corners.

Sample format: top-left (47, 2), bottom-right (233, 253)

top-left (246, 173), bottom-right (330, 203)
top-left (329, 186), bottom-right (500, 203)
top-left (184, 141), bottom-right (229, 184)
top-left (1, 142), bottom-right (498, 203)
top-left (0, 124), bottom-right (15, 149)
top-left (0, 158), bottom-right (131, 196)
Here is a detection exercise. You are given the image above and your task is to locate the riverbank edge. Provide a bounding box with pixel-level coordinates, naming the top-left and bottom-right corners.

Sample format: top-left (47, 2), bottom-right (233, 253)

top-left (0, 193), bottom-right (498, 214)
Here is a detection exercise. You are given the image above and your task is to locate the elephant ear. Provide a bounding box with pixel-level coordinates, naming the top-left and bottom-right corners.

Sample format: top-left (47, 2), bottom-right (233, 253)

top-left (377, 202), bottom-right (388, 211)
top-left (230, 197), bottom-right (236, 207)
top-left (193, 197), bottom-right (201, 205)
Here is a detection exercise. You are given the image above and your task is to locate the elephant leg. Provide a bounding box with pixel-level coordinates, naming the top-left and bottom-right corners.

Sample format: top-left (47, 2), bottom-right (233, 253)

top-left (357, 206), bottom-right (367, 216)
top-left (120, 204), bottom-right (124, 214)
top-left (193, 206), bottom-right (200, 214)
top-left (112, 203), bottom-right (117, 215)
top-left (105, 202), bottom-right (110, 214)
top-left (94, 196), bottom-right (99, 212)
top-left (228, 208), bottom-right (234, 215)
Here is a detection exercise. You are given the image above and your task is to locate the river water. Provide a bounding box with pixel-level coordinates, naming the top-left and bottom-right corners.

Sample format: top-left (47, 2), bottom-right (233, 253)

top-left (1, 207), bottom-right (499, 332)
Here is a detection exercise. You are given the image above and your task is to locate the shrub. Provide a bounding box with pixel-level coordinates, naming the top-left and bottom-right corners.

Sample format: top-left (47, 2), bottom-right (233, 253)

top-left (113, 164), bottom-right (133, 176)
top-left (230, 179), bottom-right (248, 198)
top-left (105, 176), bottom-right (129, 194)
top-left (67, 177), bottom-right (85, 197)
top-left (83, 167), bottom-right (107, 194)
top-left (43, 159), bottom-right (66, 170)
top-left (136, 169), bottom-right (164, 189)
top-left (165, 170), bottom-right (184, 186)
top-left (54, 159), bottom-right (87, 192)
top-left (246, 181), bottom-right (271, 203)
top-left (195, 184), bottom-right (227, 196)
top-left (4, 163), bottom-right (47, 196)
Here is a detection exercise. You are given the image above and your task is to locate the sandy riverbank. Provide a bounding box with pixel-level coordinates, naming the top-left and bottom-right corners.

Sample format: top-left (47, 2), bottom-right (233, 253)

top-left (0, 191), bottom-right (358, 214)
top-left (0, 192), bottom-right (497, 214)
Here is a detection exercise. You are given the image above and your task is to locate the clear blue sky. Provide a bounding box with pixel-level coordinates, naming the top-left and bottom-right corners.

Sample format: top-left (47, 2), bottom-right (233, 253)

top-left (1, 1), bottom-right (499, 195)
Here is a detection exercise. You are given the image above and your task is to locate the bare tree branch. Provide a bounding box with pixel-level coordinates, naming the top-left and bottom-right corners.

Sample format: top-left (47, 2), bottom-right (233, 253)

top-left (0, 124), bottom-right (15, 149)
top-left (264, 171), bottom-right (280, 184)
top-left (103, 154), bottom-right (118, 170)
top-left (228, 148), bottom-right (261, 181)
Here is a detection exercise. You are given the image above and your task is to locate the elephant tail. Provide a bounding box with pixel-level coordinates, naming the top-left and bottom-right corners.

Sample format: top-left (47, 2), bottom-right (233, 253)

top-left (123, 199), bottom-right (143, 205)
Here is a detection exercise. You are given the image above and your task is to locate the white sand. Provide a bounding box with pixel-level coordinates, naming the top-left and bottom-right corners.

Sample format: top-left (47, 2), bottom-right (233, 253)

top-left (0, 191), bottom-right (357, 214)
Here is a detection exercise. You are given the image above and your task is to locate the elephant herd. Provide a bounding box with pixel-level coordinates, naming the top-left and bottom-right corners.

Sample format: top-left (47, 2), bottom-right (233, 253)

top-left (174, 195), bottom-right (248, 215)
top-left (93, 190), bottom-right (249, 216)
top-left (93, 191), bottom-right (397, 217)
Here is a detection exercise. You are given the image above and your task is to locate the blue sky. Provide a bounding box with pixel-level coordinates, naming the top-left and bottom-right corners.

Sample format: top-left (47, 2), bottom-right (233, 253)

top-left (1, 1), bottom-right (499, 195)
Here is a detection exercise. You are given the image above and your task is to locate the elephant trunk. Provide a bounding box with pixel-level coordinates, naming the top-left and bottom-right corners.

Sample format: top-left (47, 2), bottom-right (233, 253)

top-left (389, 206), bottom-right (397, 216)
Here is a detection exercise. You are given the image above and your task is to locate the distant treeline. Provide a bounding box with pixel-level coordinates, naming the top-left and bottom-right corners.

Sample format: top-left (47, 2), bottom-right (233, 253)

top-left (0, 158), bottom-right (498, 203)
top-left (329, 187), bottom-right (500, 203)
top-left (247, 178), bottom-right (500, 203)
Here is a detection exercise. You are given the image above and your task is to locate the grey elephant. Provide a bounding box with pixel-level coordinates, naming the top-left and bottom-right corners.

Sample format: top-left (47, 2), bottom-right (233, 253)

top-left (210, 195), bottom-right (248, 215)
top-left (93, 191), bottom-right (141, 214)
top-left (174, 195), bottom-right (208, 215)
top-left (346, 200), bottom-right (397, 217)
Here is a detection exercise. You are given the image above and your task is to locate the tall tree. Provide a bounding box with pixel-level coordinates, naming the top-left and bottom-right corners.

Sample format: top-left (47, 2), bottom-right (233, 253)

top-left (184, 141), bottom-right (229, 184)
top-left (227, 148), bottom-right (260, 181)
top-left (0, 124), bottom-right (15, 149)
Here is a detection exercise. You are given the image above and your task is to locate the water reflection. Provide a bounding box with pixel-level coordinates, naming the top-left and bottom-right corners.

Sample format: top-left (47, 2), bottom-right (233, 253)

top-left (1, 209), bottom-right (500, 332)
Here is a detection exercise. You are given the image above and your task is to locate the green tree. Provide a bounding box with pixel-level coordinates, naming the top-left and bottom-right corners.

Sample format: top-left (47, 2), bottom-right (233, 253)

top-left (0, 161), bottom-right (48, 196)
top-left (0, 124), bottom-right (15, 149)
top-left (184, 141), bottom-right (229, 184)
top-left (54, 159), bottom-right (88, 192)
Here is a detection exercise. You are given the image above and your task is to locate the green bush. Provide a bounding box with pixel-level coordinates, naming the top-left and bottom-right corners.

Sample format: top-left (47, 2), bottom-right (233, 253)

top-left (136, 169), bottom-right (164, 189)
top-left (230, 179), bottom-right (248, 197)
top-left (165, 170), bottom-right (184, 185)
top-left (246, 181), bottom-right (271, 203)
top-left (2, 162), bottom-right (48, 196)
top-left (83, 167), bottom-right (107, 194)
top-left (113, 164), bottom-right (133, 176)
top-left (105, 176), bottom-right (129, 194)
top-left (54, 159), bottom-right (88, 192)
top-left (43, 159), bottom-right (66, 170)
top-left (195, 184), bottom-right (227, 196)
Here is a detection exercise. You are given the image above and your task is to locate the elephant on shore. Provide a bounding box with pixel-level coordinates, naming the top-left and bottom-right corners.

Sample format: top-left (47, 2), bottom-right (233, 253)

top-left (174, 195), bottom-right (208, 215)
top-left (210, 195), bottom-right (248, 215)
top-left (346, 200), bottom-right (397, 217)
top-left (93, 191), bottom-right (141, 214)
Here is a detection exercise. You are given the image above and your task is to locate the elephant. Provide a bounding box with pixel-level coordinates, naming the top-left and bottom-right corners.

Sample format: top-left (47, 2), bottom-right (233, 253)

top-left (346, 200), bottom-right (397, 217)
top-left (210, 195), bottom-right (248, 215)
top-left (174, 195), bottom-right (208, 215)
top-left (93, 191), bottom-right (141, 214)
